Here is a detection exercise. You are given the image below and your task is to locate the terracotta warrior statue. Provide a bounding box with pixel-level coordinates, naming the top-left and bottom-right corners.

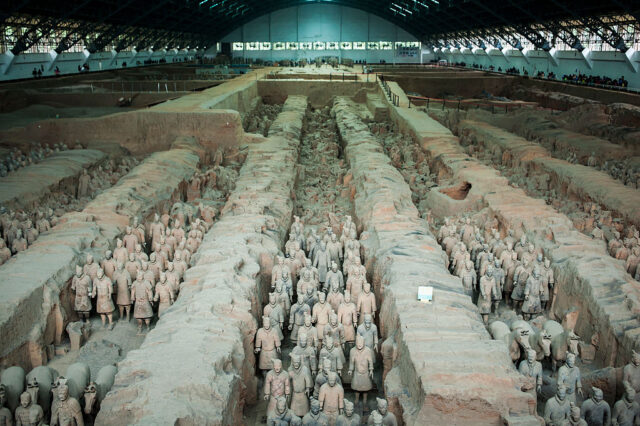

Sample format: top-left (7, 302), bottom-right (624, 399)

top-left (153, 272), bottom-right (174, 317)
top-left (356, 314), bottom-right (379, 354)
top-left (318, 336), bottom-right (343, 376)
top-left (612, 386), bottom-right (640, 426)
top-left (50, 379), bottom-right (83, 426)
top-left (131, 273), bottom-right (154, 334)
top-left (113, 238), bottom-right (127, 264)
top-left (356, 282), bottom-right (376, 325)
top-left (581, 387), bottom-right (611, 426)
top-left (323, 313), bottom-right (345, 351)
top-left (92, 268), bottom-right (115, 329)
top-left (623, 350), bottom-right (640, 404)
top-left (326, 283), bottom-right (344, 314)
top-left (83, 254), bottom-right (99, 281)
top-left (319, 371), bottom-right (344, 425)
top-left (255, 316), bottom-right (282, 373)
top-left (302, 398), bottom-right (329, 426)
top-left (0, 386), bottom-right (10, 426)
top-left (113, 262), bottom-right (132, 322)
top-left (518, 349), bottom-right (542, 415)
top-left (558, 353), bottom-right (583, 404)
top-left (101, 250), bottom-right (116, 280)
top-left (314, 241), bottom-right (331, 286)
top-left (346, 268), bottom-right (365, 302)
top-left (477, 265), bottom-right (496, 324)
top-left (336, 399), bottom-right (360, 426)
top-left (289, 353), bottom-right (313, 418)
top-left (300, 314), bottom-right (320, 352)
top-left (325, 262), bottom-right (344, 292)
top-left (315, 359), bottom-right (342, 400)
top-left (337, 292), bottom-right (357, 351)
top-left (290, 294), bottom-right (312, 343)
top-left (564, 403), bottom-right (587, 426)
top-left (263, 359), bottom-right (290, 416)
top-left (349, 335), bottom-right (374, 409)
top-left (71, 265), bottom-right (92, 322)
top-left (264, 292), bottom-right (285, 341)
top-left (312, 293), bottom-right (332, 346)
top-left (291, 331), bottom-right (317, 377)
top-left (14, 391), bottom-right (44, 426)
top-left (544, 385), bottom-right (571, 426)
top-left (368, 398), bottom-right (397, 425)
top-left (267, 396), bottom-right (300, 426)
top-left (522, 265), bottom-right (544, 321)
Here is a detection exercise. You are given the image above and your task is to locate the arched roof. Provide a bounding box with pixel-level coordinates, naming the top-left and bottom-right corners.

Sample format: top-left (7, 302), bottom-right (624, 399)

top-left (1, 0), bottom-right (637, 53)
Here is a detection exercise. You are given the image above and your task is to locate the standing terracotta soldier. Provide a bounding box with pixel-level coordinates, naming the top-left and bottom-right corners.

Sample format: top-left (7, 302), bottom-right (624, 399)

top-left (291, 332), bottom-right (318, 377)
top-left (504, 252), bottom-right (519, 307)
top-left (319, 372), bottom-right (344, 425)
top-left (132, 217), bottom-right (145, 249)
top-left (101, 250), bottom-right (116, 280)
top-left (300, 315), bottom-right (320, 353)
top-left (491, 259), bottom-right (505, 311)
top-left (518, 349), bottom-right (542, 416)
top-left (289, 354), bottom-right (313, 418)
top-left (326, 235), bottom-right (343, 272)
top-left (113, 239), bottom-right (127, 265)
top-left (314, 242), bottom-right (331, 286)
top-left (256, 316), bottom-right (282, 373)
top-left (272, 256), bottom-right (290, 287)
top-left (153, 273), bottom-right (174, 317)
top-left (315, 359), bottom-right (342, 400)
top-left (92, 268), bottom-right (115, 329)
top-left (323, 314), bottom-right (345, 351)
top-left (460, 261), bottom-right (477, 295)
top-left (544, 386), bottom-right (571, 426)
top-left (346, 268), bottom-right (365, 303)
top-left (357, 314), bottom-right (379, 355)
top-left (563, 404), bottom-right (586, 426)
top-left (77, 169), bottom-right (90, 199)
top-left (14, 391), bottom-right (43, 426)
top-left (274, 282), bottom-right (291, 318)
top-left (71, 265), bottom-right (92, 322)
top-left (313, 293), bottom-right (332, 346)
top-left (356, 283), bottom-right (376, 325)
top-left (623, 350), bottom-right (640, 404)
top-left (318, 336), bottom-right (343, 376)
top-left (512, 259), bottom-right (531, 312)
top-left (264, 293), bottom-right (285, 341)
top-left (349, 335), bottom-right (374, 409)
top-left (337, 292), bottom-right (357, 350)
top-left (581, 387), bottom-right (611, 426)
top-left (131, 273), bottom-right (154, 334)
top-left (522, 266), bottom-right (544, 321)
top-left (83, 254), bottom-right (99, 281)
top-left (0, 386), bottom-right (11, 426)
top-left (368, 398), bottom-right (397, 426)
top-left (123, 227), bottom-right (138, 254)
top-left (264, 359), bottom-right (290, 416)
top-left (149, 214), bottom-right (165, 250)
top-left (477, 266), bottom-right (496, 324)
top-left (325, 263), bottom-right (344, 293)
top-left (303, 398), bottom-right (329, 425)
top-left (290, 296), bottom-right (312, 343)
top-left (268, 396), bottom-right (300, 426)
top-left (50, 379), bottom-right (83, 426)
top-left (336, 399), bottom-right (360, 426)
top-left (558, 353), bottom-right (583, 404)
top-left (612, 386), bottom-right (640, 426)
top-left (113, 262), bottom-right (132, 322)
top-left (326, 284), bottom-right (344, 314)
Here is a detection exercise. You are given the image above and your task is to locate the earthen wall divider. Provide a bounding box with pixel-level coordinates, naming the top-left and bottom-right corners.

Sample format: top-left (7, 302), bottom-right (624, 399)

top-left (0, 146), bottom-right (200, 370)
top-left (386, 102), bottom-right (640, 370)
top-left (95, 95), bottom-right (308, 425)
top-left (332, 96), bottom-right (538, 425)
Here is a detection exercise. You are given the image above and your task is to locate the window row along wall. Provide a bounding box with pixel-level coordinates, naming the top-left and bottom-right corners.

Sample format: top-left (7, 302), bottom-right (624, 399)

top-left (0, 48), bottom-right (201, 81)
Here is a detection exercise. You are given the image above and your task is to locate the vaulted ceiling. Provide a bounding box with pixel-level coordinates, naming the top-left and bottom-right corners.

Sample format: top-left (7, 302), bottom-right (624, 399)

top-left (1, 0), bottom-right (638, 54)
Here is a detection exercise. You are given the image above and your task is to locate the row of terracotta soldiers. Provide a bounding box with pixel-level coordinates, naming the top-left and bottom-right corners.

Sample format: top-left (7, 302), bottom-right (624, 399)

top-left (438, 217), bottom-right (555, 323)
top-left (0, 208), bottom-right (55, 261)
top-left (71, 210), bottom-right (211, 334)
top-left (256, 216), bottom-right (391, 425)
top-left (0, 159), bottom-right (137, 264)
top-left (0, 143), bottom-right (67, 177)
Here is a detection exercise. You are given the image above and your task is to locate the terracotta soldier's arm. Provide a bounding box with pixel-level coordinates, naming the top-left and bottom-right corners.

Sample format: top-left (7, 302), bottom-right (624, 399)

top-left (263, 374), bottom-right (272, 398)
top-left (611, 403), bottom-right (620, 426)
top-left (338, 387), bottom-right (344, 412)
top-left (371, 295), bottom-right (377, 315)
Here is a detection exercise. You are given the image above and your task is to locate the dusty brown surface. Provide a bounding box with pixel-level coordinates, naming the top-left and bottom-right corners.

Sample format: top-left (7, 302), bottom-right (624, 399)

top-left (0, 145), bottom-right (200, 370)
top-left (390, 103), bottom-right (640, 372)
top-left (334, 96), bottom-right (538, 425)
top-left (0, 149), bottom-right (106, 210)
top-left (96, 96), bottom-right (307, 425)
